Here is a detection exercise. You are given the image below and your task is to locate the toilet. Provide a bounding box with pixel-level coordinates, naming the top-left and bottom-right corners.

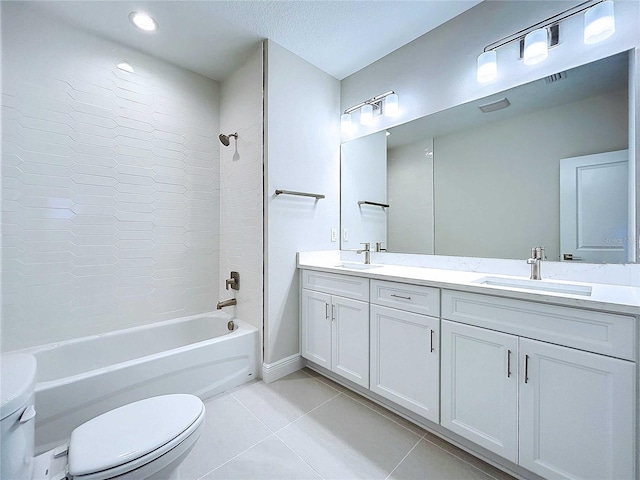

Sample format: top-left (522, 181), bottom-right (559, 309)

top-left (1, 353), bottom-right (205, 480)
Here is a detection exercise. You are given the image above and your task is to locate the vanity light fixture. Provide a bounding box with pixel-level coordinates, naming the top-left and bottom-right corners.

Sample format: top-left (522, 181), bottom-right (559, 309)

top-left (476, 0), bottom-right (615, 83)
top-left (384, 93), bottom-right (399, 117)
top-left (341, 90), bottom-right (399, 130)
top-left (129, 11), bottom-right (158, 32)
top-left (341, 113), bottom-right (352, 130)
top-left (584, 0), bottom-right (615, 44)
top-left (523, 28), bottom-right (549, 65)
top-left (477, 51), bottom-right (497, 83)
top-left (360, 104), bottom-right (374, 125)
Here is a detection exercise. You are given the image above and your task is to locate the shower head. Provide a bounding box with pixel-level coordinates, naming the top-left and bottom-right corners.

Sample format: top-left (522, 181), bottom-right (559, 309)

top-left (219, 132), bottom-right (238, 146)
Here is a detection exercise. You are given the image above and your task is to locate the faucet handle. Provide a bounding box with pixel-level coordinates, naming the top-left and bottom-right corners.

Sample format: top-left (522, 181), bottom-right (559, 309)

top-left (375, 242), bottom-right (386, 252)
top-left (225, 271), bottom-right (240, 291)
top-left (360, 242), bottom-right (371, 251)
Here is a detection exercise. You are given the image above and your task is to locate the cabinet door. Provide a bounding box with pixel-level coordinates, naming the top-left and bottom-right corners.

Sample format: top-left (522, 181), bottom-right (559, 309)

top-left (441, 320), bottom-right (518, 463)
top-left (370, 305), bottom-right (439, 422)
top-left (332, 296), bottom-right (369, 388)
top-left (519, 338), bottom-right (635, 480)
top-left (301, 289), bottom-right (332, 369)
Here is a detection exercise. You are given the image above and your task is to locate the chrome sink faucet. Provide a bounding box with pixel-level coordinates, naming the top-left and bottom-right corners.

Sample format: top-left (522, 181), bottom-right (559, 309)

top-left (357, 243), bottom-right (371, 264)
top-left (527, 246), bottom-right (545, 280)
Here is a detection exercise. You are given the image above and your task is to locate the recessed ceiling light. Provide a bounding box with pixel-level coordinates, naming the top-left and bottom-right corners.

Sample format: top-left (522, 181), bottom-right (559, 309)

top-left (117, 62), bottom-right (134, 73)
top-left (129, 11), bottom-right (157, 32)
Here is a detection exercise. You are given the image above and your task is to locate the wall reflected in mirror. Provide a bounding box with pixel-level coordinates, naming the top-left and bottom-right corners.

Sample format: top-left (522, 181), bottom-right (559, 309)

top-left (340, 51), bottom-right (634, 263)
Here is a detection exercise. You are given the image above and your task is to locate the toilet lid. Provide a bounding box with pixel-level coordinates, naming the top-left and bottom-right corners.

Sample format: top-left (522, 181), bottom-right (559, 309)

top-left (68, 394), bottom-right (204, 477)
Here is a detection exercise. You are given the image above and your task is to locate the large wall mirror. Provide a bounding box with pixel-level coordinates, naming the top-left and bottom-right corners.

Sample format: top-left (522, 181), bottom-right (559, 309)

top-left (341, 51), bottom-right (635, 264)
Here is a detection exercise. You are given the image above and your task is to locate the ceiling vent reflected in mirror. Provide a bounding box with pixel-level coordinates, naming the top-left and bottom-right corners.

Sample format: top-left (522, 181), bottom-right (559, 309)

top-left (478, 98), bottom-right (511, 113)
top-left (545, 71), bottom-right (567, 84)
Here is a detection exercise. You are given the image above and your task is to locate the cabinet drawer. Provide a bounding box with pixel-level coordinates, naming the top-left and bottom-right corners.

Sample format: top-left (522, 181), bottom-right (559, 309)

top-left (370, 280), bottom-right (440, 317)
top-left (302, 269), bottom-right (369, 301)
top-left (442, 290), bottom-right (636, 360)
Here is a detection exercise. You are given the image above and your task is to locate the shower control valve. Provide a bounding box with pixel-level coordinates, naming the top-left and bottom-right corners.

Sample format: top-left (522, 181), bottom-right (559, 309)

top-left (226, 271), bottom-right (240, 291)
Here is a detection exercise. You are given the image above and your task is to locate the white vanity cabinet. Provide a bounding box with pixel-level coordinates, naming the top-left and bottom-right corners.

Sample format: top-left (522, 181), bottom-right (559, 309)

top-left (300, 270), bottom-right (370, 388)
top-left (441, 290), bottom-right (636, 480)
top-left (369, 280), bottom-right (440, 423)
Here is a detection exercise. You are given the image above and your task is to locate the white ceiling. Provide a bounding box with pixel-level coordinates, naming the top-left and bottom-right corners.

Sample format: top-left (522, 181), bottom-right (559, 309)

top-left (24, 0), bottom-right (481, 81)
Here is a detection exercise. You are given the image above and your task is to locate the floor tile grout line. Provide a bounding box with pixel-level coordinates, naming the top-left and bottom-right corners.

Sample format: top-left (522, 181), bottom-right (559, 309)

top-left (421, 435), bottom-right (510, 479)
top-left (198, 377), bottom-right (339, 480)
top-left (194, 391), bottom-right (277, 480)
top-left (271, 390), bottom-right (344, 436)
top-left (230, 389), bottom-right (279, 434)
top-left (301, 368), bottom-right (347, 396)
top-left (273, 430), bottom-right (327, 480)
top-left (342, 392), bottom-right (426, 437)
top-left (384, 434), bottom-right (424, 480)
top-left (302, 368), bottom-right (428, 438)
top-left (301, 372), bottom-right (509, 478)
top-left (196, 373), bottom-right (511, 480)
top-left (196, 433), bottom-right (277, 480)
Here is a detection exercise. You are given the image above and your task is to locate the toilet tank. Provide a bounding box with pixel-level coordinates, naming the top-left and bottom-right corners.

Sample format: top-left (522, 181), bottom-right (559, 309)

top-left (1, 354), bottom-right (37, 480)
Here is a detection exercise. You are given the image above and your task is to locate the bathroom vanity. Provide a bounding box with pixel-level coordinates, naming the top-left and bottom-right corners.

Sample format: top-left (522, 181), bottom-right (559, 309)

top-left (298, 252), bottom-right (639, 480)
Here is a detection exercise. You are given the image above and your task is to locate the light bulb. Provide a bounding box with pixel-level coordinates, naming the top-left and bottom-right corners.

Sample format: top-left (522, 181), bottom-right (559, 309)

top-left (360, 104), bottom-right (373, 125)
top-left (477, 51), bottom-right (497, 83)
top-left (384, 94), bottom-right (399, 117)
top-left (584, 1), bottom-right (615, 44)
top-left (523, 28), bottom-right (548, 65)
top-left (129, 11), bottom-right (158, 32)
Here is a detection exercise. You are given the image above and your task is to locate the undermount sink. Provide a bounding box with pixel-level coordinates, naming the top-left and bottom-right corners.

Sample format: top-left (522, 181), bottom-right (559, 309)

top-left (334, 262), bottom-right (382, 270)
top-left (474, 276), bottom-right (592, 296)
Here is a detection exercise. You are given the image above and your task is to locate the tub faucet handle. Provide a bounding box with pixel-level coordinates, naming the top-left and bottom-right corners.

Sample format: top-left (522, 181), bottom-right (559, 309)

top-left (226, 271), bottom-right (240, 291)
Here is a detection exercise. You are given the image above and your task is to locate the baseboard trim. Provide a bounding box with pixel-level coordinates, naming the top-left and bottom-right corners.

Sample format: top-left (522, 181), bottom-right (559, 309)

top-left (262, 353), bottom-right (305, 383)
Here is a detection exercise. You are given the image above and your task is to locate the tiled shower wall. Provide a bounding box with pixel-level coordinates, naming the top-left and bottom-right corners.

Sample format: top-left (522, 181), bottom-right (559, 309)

top-left (219, 46), bottom-right (264, 335)
top-left (1, 7), bottom-right (221, 350)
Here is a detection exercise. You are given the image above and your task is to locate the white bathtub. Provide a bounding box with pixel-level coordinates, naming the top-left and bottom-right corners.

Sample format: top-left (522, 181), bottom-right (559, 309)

top-left (18, 311), bottom-right (259, 454)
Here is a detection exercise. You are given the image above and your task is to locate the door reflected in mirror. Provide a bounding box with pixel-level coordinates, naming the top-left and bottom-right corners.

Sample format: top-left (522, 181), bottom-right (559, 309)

top-left (340, 51), bottom-right (634, 263)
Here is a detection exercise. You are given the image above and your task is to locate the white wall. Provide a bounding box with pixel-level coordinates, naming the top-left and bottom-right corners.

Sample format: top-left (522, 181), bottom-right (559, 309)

top-left (264, 40), bottom-right (340, 366)
top-left (387, 138), bottom-right (434, 254)
top-left (341, 131), bottom-right (387, 249)
top-left (434, 89), bottom-right (628, 261)
top-left (1, 6), bottom-right (220, 350)
top-left (219, 45), bottom-right (264, 339)
top-left (341, 1), bottom-right (639, 141)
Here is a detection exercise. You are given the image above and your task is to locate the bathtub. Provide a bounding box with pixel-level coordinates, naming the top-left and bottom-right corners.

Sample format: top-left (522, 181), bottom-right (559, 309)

top-left (18, 311), bottom-right (259, 454)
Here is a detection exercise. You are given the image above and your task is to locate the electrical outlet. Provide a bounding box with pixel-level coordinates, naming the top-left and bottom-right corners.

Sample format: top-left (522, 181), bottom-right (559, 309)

top-left (343, 229), bottom-right (349, 242)
top-left (331, 229), bottom-right (337, 242)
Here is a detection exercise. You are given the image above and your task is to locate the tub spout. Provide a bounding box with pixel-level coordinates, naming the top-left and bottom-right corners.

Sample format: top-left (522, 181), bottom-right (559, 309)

top-left (217, 298), bottom-right (237, 310)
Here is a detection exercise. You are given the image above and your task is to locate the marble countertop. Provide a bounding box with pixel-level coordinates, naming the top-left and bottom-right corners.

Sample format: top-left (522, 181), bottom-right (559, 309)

top-left (298, 251), bottom-right (640, 316)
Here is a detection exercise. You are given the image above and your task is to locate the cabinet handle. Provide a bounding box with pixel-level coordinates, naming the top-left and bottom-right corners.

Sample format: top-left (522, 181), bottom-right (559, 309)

top-left (390, 294), bottom-right (412, 300)
top-left (325, 303), bottom-right (329, 319)
top-left (524, 354), bottom-right (529, 383)
top-left (430, 330), bottom-right (435, 352)
top-left (331, 303), bottom-right (335, 321)
top-left (507, 350), bottom-right (511, 378)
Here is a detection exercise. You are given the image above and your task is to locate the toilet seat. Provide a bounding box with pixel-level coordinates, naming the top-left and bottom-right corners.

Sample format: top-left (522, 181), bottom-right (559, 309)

top-left (68, 394), bottom-right (205, 480)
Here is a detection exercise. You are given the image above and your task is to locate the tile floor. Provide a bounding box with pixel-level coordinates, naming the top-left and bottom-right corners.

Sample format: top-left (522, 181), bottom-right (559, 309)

top-left (181, 369), bottom-right (515, 480)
